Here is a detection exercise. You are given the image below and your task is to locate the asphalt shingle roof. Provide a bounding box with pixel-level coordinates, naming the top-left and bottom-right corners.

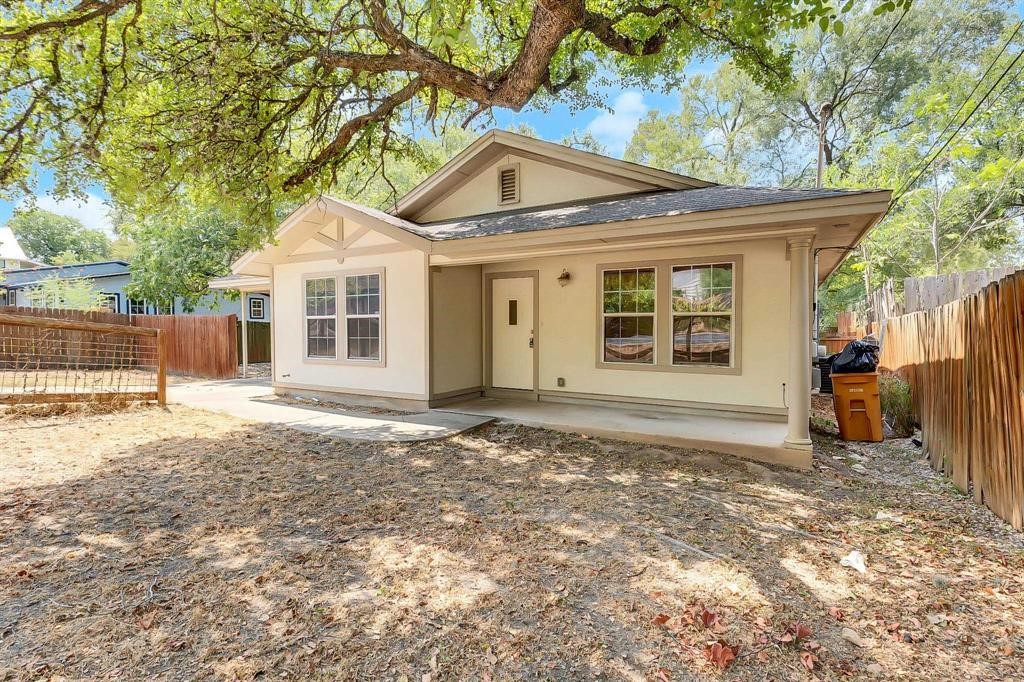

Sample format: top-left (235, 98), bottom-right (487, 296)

top-left (0, 261), bottom-right (130, 288)
top-left (409, 186), bottom-right (885, 240)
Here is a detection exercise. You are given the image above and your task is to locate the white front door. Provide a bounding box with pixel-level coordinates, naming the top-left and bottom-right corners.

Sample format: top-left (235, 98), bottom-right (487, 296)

top-left (491, 277), bottom-right (534, 390)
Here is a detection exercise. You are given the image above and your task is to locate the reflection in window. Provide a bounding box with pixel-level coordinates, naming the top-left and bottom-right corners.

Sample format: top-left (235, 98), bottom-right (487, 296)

top-left (601, 267), bottom-right (655, 363)
top-left (672, 263), bottom-right (733, 366)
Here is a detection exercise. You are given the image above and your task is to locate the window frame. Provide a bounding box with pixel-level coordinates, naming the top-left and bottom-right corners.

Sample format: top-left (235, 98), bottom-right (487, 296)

top-left (595, 256), bottom-right (742, 375)
top-left (248, 296), bottom-right (265, 320)
top-left (670, 262), bottom-right (735, 369)
top-left (598, 266), bottom-right (658, 366)
top-left (301, 267), bottom-right (386, 367)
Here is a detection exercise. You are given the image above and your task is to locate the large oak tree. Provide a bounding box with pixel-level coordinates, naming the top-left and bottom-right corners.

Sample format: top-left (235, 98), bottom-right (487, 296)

top-left (1, 0), bottom-right (904, 220)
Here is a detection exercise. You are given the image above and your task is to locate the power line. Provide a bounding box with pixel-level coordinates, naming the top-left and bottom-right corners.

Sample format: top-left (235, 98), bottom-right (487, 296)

top-left (893, 26), bottom-right (1024, 202)
top-left (893, 20), bottom-right (1023, 199)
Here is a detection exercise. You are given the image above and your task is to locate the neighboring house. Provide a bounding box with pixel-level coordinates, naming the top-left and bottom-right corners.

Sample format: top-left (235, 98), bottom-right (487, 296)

top-left (0, 225), bottom-right (43, 271)
top-left (0, 260), bottom-right (270, 320)
top-left (228, 130), bottom-right (891, 466)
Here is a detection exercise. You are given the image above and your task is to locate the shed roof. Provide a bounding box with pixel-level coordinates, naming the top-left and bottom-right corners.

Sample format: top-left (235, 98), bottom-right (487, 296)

top-left (0, 260), bottom-right (130, 288)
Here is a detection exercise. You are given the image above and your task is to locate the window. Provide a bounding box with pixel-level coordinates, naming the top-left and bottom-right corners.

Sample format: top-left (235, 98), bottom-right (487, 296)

top-left (99, 293), bottom-right (120, 313)
top-left (601, 267), bottom-right (655, 364)
top-left (128, 298), bottom-right (146, 316)
top-left (344, 273), bottom-right (381, 360)
top-left (249, 296), bottom-right (265, 320)
top-left (497, 163), bottom-right (520, 205)
top-left (304, 277), bottom-right (337, 358)
top-left (671, 263), bottom-right (733, 366)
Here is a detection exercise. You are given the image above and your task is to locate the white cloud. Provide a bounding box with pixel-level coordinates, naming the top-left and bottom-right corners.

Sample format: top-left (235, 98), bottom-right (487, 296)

top-left (19, 193), bottom-right (114, 236)
top-left (585, 91), bottom-right (649, 156)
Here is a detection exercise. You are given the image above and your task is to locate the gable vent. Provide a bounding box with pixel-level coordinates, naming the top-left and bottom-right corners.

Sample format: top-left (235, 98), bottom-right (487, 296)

top-left (498, 163), bottom-right (520, 205)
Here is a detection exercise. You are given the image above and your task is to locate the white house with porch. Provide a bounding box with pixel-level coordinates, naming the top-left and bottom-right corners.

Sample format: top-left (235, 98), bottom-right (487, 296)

top-left (224, 130), bottom-right (891, 468)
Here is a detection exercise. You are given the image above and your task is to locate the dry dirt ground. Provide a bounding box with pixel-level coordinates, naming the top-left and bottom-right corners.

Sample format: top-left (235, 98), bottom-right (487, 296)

top-left (2, 402), bottom-right (1022, 681)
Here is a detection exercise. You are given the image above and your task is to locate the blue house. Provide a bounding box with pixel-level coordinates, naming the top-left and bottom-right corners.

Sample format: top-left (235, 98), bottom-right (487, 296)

top-left (0, 260), bottom-right (270, 321)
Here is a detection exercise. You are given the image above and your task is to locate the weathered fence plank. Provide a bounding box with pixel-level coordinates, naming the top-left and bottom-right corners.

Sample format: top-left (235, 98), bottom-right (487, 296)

top-left (879, 270), bottom-right (1024, 529)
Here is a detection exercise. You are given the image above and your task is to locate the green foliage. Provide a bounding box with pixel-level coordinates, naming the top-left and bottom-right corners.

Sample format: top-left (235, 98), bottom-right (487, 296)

top-left (117, 205), bottom-right (276, 312)
top-left (0, 0), bottom-right (906, 222)
top-left (6, 209), bottom-right (112, 264)
top-left (879, 373), bottom-right (915, 437)
top-left (622, 0), bottom-right (1024, 324)
top-left (24, 276), bottom-right (106, 311)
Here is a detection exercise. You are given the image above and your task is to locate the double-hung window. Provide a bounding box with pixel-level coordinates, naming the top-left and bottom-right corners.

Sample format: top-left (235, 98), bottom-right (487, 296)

top-left (601, 267), bottom-right (656, 364)
top-left (344, 273), bottom-right (381, 361)
top-left (671, 263), bottom-right (733, 366)
top-left (305, 277), bottom-right (337, 358)
top-left (303, 271), bottom-right (383, 362)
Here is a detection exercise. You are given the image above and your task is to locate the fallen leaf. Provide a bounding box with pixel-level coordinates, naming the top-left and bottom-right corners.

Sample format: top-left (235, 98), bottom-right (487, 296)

top-left (652, 613), bottom-right (670, 627)
top-left (800, 650), bottom-right (819, 671)
top-left (704, 640), bottom-right (739, 670)
top-left (828, 606), bottom-right (846, 622)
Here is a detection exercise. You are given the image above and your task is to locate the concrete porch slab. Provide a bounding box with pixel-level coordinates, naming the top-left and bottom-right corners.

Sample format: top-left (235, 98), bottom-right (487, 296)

top-left (168, 379), bottom-right (493, 442)
top-left (438, 397), bottom-right (810, 469)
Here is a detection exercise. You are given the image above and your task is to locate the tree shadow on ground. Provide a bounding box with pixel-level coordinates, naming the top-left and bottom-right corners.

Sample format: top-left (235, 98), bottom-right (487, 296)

top-left (1, 408), bottom-right (1021, 680)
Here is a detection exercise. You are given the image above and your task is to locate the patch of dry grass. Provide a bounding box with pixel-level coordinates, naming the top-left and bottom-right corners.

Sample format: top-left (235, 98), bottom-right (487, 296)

top-left (1, 405), bottom-right (1022, 680)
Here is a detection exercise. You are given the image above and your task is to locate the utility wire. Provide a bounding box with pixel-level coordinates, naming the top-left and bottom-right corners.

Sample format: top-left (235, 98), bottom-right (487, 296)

top-left (892, 18), bottom-right (1019, 197)
top-left (893, 37), bottom-right (1024, 202)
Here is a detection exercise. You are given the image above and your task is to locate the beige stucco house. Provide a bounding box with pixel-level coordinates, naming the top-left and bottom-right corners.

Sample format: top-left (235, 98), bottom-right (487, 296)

top-left (229, 130), bottom-right (890, 468)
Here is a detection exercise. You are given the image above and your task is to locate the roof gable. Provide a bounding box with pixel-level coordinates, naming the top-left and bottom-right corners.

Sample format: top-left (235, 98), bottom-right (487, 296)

top-left (392, 129), bottom-right (713, 221)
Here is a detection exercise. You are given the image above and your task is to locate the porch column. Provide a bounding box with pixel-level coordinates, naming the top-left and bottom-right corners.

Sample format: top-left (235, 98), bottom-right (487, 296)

top-left (785, 236), bottom-right (813, 449)
top-left (241, 291), bottom-right (249, 379)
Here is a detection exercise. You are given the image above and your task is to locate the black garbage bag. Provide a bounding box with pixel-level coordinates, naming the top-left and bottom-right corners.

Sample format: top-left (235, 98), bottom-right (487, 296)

top-left (831, 339), bottom-right (880, 373)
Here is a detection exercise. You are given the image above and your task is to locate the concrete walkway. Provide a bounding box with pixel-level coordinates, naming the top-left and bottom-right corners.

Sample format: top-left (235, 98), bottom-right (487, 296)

top-left (167, 379), bottom-right (493, 442)
top-left (438, 397), bottom-right (807, 469)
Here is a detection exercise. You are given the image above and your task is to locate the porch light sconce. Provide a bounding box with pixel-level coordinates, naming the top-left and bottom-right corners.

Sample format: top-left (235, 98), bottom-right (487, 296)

top-left (557, 269), bottom-right (572, 287)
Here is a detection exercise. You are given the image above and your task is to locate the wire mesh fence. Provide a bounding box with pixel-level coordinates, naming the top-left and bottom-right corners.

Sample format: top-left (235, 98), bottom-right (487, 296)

top-left (0, 312), bottom-right (166, 406)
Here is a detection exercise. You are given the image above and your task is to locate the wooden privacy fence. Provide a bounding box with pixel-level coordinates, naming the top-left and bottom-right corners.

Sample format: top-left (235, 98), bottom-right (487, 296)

top-left (879, 270), bottom-right (1024, 530)
top-left (1, 307), bottom-right (241, 379)
top-left (133, 314), bottom-right (238, 379)
top-left (0, 312), bottom-right (166, 406)
top-left (904, 266), bottom-right (1018, 313)
top-left (237, 321), bottom-right (271, 363)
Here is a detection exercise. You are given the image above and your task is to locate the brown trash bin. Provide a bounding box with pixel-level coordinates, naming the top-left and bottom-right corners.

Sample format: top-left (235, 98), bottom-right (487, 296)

top-left (831, 371), bottom-right (883, 442)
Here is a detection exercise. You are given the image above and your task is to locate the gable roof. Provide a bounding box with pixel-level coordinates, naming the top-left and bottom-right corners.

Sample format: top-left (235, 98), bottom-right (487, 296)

top-left (391, 129), bottom-right (714, 220)
top-left (0, 260), bottom-right (130, 288)
top-left (402, 186), bottom-right (890, 241)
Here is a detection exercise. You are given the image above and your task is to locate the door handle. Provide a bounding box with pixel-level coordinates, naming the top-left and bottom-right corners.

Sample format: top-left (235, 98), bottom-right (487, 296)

top-left (529, 336), bottom-right (534, 348)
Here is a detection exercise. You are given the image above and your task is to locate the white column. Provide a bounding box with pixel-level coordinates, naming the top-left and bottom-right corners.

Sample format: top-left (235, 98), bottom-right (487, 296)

top-left (241, 291), bottom-right (249, 379)
top-left (785, 236), bottom-right (813, 449)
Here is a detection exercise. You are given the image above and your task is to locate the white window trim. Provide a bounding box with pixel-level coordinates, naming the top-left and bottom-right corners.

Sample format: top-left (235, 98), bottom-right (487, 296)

top-left (599, 266), bottom-right (657, 366)
top-left (303, 275), bottom-right (337, 360)
top-left (301, 267), bottom-right (386, 368)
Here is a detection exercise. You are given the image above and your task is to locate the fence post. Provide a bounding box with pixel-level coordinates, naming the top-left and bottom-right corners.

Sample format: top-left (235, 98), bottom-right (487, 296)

top-left (157, 328), bottom-right (167, 406)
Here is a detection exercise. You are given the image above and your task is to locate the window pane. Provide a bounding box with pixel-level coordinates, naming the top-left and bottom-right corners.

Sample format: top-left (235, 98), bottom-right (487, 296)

top-left (603, 315), bottom-right (654, 364)
top-left (673, 264), bottom-right (733, 313)
top-left (367, 275), bottom-right (380, 295)
top-left (306, 318), bottom-right (336, 358)
top-left (603, 270), bottom-right (620, 292)
top-left (603, 292), bottom-right (620, 314)
top-left (368, 293), bottom-right (380, 315)
top-left (673, 315), bottom-right (731, 365)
